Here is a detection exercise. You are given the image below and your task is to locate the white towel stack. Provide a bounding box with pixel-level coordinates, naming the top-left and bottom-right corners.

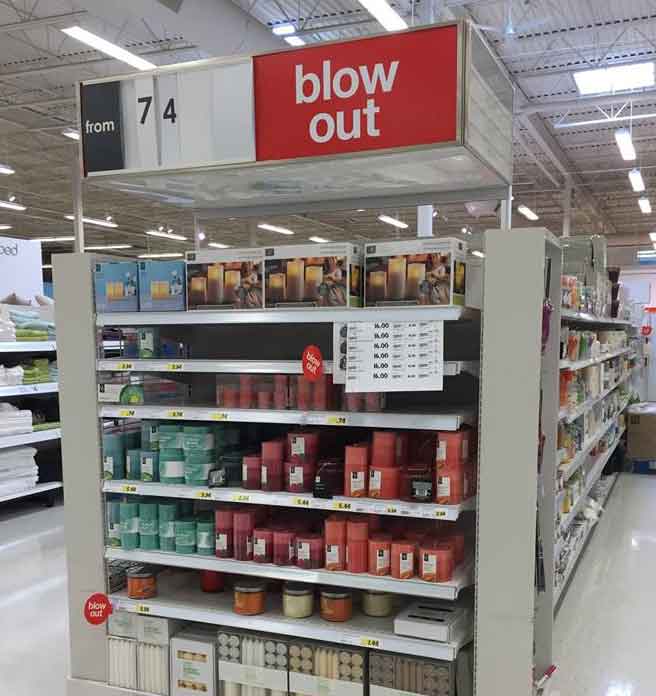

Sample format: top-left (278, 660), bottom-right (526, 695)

top-left (0, 446), bottom-right (38, 497)
top-left (0, 365), bottom-right (24, 386)
top-left (0, 402), bottom-right (33, 436)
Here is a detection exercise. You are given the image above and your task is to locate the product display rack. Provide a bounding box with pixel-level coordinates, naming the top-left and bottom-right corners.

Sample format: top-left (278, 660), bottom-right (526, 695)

top-left (0, 339), bottom-right (62, 506)
top-left (57, 20), bottom-right (556, 696)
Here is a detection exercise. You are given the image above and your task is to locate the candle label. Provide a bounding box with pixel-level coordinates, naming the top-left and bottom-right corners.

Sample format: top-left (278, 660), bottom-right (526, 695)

top-left (298, 541), bottom-right (310, 560)
top-left (254, 537), bottom-right (267, 558)
top-left (326, 544), bottom-right (341, 565)
top-left (377, 549), bottom-right (390, 572)
top-left (216, 533), bottom-right (229, 551)
top-left (350, 471), bottom-right (365, 493)
top-left (437, 476), bottom-right (451, 498)
top-left (291, 436), bottom-right (305, 456)
top-left (345, 320), bottom-right (444, 392)
top-left (400, 552), bottom-right (413, 576)
top-left (289, 466), bottom-right (304, 486)
top-left (369, 470), bottom-right (382, 493)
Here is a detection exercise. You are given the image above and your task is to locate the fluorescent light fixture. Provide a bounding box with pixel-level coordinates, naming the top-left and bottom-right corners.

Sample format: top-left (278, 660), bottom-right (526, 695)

top-left (629, 168), bottom-right (646, 192)
top-left (0, 200), bottom-right (26, 211)
top-left (471, 250), bottom-right (486, 258)
top-left (378, 214), bottom-right (408, 229)
top-left (461, 227), bottom-right (467, 234)
top-left (146, 229), bottom-right (187, 241)
top-left (208, 242), bottom-right (230, 249)
top-left (138, 252), bottom-right (184, 259)
top-left (197, 231), bottom-right (206, 241)
top-left (61, 26), bottom-right (156, 71)
top-left (42, 264), bottom-right (53, 270)
top-left (273, 23), bottom-right (296, 35)
top-left (309, 236), bottom-right (331, 243)
top-left (285, 36), bottom-right (305, 47)
top-left (356, 209), bottom-right (366, 212)
top-left (85, 244), bottom-right (133, 251)
top-left (0, 225), bottom-right (11, 231)
top-left (64, 214), bottom-right (118, 228)
top-left (639, 197), bottom-right (652, 214)
top-left (0, 163), bottom-right (15, 175)
top-left (637, 250), bottom-right (656, 257)
top-left (649, 232), bottom-right (656, 242)
top-left (258, 223), bottom-right (294, 235)
top-left (517, 204), bottom-right (539, 221)
top-left (34, 236), bottom-right (75, 243)
top-left (357, 0), bottom-right (407, 31)
top-left (7, 195), bottom-right (15, 202)
top-left (62, 127), bottom-right (80, 141)
top-left (573, 61), bottom-right (655, 95)
top-left (615, 129), bottom-right (636, 160)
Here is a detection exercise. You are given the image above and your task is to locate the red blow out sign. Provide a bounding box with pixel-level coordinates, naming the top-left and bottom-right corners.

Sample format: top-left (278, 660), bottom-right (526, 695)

top-left (254, 25), bottom-right (459, 161)
top-left (84, 592), bottom-right (112, 625)
top-left (302, 345), bottom-right (324, 382)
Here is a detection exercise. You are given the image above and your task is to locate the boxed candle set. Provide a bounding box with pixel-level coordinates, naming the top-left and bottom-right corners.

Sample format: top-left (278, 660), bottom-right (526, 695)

top-left (171, 627), bottom-right (218, 696)
top-left (288, 640), bottom-right (366, 696)
top-left (93, 261), bottom-right (139, 312)
top-left (138, 261), bottom-right (186, 312)
top-left (364, 239), bottom-right (467, 307)
top-left (185, 249), bottom-right (265, 310)
top-left (264, 243), bottom-right (362, 308)
top-left (369, 651), bottom-right (455, 696)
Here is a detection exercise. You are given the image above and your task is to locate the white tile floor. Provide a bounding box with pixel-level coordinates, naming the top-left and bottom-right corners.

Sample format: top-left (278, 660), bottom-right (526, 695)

top-left (1, 475), bottom-right (655, 696)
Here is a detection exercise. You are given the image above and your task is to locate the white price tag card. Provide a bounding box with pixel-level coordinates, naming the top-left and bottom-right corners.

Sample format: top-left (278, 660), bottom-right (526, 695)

top-left (345, 320), bottom-right (443, 392)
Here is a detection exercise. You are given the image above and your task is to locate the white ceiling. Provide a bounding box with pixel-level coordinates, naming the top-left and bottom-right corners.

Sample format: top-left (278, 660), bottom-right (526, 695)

top-left (0, 0), bottom-right (655, 264)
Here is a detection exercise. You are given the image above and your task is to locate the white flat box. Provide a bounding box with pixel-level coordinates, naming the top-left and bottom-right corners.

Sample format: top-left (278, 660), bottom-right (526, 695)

top-left (185, 248), bottom-right (265, 310)
top-left (170, 628), bottom-right (217, 696)
top-left (138, 616), bottom-right (187, 646)
top-left (289, 672), bottom-right (364, 696)
top-left (218, 660), bottom-right (288, 691)
top-left (264, 242), bottom-right (362, 308)
top-left (107, 610), bottom-right (138, 639)
top-left (394, 600), bottom-right (471, 643)
top-left (364, 238), bottom-right (467, 307)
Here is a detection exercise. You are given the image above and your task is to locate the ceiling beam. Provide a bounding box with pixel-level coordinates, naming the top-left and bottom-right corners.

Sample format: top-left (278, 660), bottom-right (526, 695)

top-left (0, 96), bottom-right (75, 113)
top-left (0, 11), bottom-right (87, 34)
top-left (517, 87), bottom-right (656, 116)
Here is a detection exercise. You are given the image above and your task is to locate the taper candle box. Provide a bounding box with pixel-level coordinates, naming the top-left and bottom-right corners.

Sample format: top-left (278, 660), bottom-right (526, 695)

top-left (185, 249), bottom-right (264, 310)
top-left (93, 261), bottom-right (139, 312)
top-left (364, 239), bottom-right (467, 307)
top-left (138, 261), bottom-right (186, 311)
top-left (264, 243), bottom-right (362, 308)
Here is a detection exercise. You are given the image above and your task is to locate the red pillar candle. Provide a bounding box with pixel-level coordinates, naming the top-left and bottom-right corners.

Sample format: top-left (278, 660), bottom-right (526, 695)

top-left (253, 527), bottom-right (273, 563)
top-left (325, 515), bottom-right (347, 571)
top-left (364, 392), bottom-right (385, 412)
top-left (419, 542), bottom-right (454, 582)
top-left (273, 529), bottom-right (296, 565)
top-left (368, 534), bottom-right (392, 575)
top-left (347, 540), bottom-right (368, 573)
top-left (242, 455), bottom-right (262, 490)
top-left (239, 374), bottom-right (255, 409)
top-left (296, 533), bottom-right (324, 569)
top-left (369, 466), bottom-right (400, 499)
top-left (215, 507), bottom-right (234, 559)
top-left (344, 444), bottom-right (369, 497)
top-left (233, 510), bottom-right (255, 561)
top-left (372, 431), bottom-right (396, 468)
top-left (261, 439), bottom-right (285, 492)
top-left (200, 570), bottom-right (224, 593)
top-left (344, 392), bottom-right (363, 412)
top-left (223, 386), bottom-right (239, 408)
top-left (391, 540), bottom-right (415, 579)
top-left (296, 376), bottom-right (312, 411)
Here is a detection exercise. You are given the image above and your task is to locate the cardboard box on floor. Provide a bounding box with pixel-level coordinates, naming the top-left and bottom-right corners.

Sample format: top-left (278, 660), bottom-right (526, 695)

top-left (627, 402), bottom-right (656, 459)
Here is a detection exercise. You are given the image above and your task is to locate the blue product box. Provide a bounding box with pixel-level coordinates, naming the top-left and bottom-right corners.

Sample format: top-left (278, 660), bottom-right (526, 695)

top-left (94, 262), bottom-right (139, 313)
top-left (138, 261), bottom-right (186, 311)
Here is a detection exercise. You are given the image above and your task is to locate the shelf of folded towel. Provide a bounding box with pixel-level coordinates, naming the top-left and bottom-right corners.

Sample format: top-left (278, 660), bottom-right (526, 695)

top-left (0, 446), bottom-right (62, 502)
top-left (0, 305), bottom-right (56, 345)
top-left (0, 358), bottom-right (58, 389)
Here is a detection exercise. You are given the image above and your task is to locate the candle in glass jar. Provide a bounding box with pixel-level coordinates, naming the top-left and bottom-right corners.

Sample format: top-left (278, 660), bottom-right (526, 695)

top-left (286, 259), bottom-right (305, 301)
top-left (368, 271), bottom-right (387, 303)
top-left (268, 273), bottom-right (286, 304)
top-left (304, 265), bottom-right (323, 301)
top-left (207, 264), bottom-right (224, 304)
top-left (406, 262), bottom-right (426, 300)
top-left (224, 270), bottom-right (241, 304)
top-left (387, 257), bottom-right (407, 300)
top-left (190, 277), bottom-right (207, 306)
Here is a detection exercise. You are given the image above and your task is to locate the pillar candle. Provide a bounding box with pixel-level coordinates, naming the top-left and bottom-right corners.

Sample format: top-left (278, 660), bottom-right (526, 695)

top-left (286, 259), bottom-right (305, 302)
top-left (224, 270), bottom-right (241, 304)
top-left (190, 277), bottom-right (207, 306)
top-left (406, 262), bottom-right (426, 300)
top-left (207, 264), bottom-right (224, 304)
top-left (368, 271), bottom-right (387, 303)
top-left (304, 265), bottom-right (323, 301)
top-left (268, 273), bottom-right (286, 304)
top-left (387, 257), bottom-right (407, 300)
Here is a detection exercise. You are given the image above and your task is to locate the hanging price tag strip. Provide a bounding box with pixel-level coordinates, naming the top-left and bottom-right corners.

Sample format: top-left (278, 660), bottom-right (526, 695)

top-left (121, 485), bottom-right (138, 494)
top-left (118, 409), bottom-right (136, 418)
top-left (360, 637), bottom-right (381, 649)
top-left (166, 363), bottom-right (184, 372)
top-left (195, 490), bottom-right (212, 499)
top-left (167, 410), bottom-right (185, 419)
top-left (346, 320), bottom-right (444, 393)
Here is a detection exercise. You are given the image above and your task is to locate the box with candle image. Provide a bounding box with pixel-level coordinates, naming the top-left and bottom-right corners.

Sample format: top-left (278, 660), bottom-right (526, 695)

top-left (93, 261), bottom-right (139, 312)
top-left (369, 651), bottom-right (455, 696)
top-left (185, 249), bottom-right (265, 310)
top-left (364, 239), bottom-right (467, 307)
top-left (288, 639), bottom-right (366, 696)
top-left (138, 261), bottom-right (186, 312)
top-left (264, 243), bottom-right (362, 308)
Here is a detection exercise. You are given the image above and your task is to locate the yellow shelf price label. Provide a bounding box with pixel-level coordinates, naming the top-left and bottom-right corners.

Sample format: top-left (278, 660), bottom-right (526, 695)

top-left (360, 637), bottom-right (380, 648)
top-left (195, 490), bottom-right (212, 499)
top-left (435, 510), bottom-right (447, 518)
top-left (385, 506), bottom-right (398, 514)
top-left (211, 412), bottom-right (229, 421)
top-left (118, 409), bottom-right (136, 418)
top-left (333, 501), bottom-right (351, 511)
top-left (166, 363), bottom-right (184, 371)
top-left (326, 415), bottom-right (347, 426)
top-left (121, 485), bottom-right (138, 493)
top-left (116, 362), bottom-right (133, 370)
top-left (135, 604), bottom-right (150, 614)
top-left (293, 497), bottom-right (311, 507)
top-left (232, 494), bottom-right (251, 503)
top-left (167, 410), bottom-right (184, 419)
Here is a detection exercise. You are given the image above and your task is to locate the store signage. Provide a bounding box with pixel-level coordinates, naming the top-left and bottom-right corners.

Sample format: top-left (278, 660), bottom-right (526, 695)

top-left (302, 344), bottom-right (324, 381)
top-left (80, 82), bottom-right (125, 174)
top-left (254, 25), bottom-right (459, 160)
top-left (83, 592), bottom-right (112, 625)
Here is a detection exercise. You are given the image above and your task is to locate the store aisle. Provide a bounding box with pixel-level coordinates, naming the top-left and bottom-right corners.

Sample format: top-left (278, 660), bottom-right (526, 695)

top-left (0, 499), bottom-right (67, 696)
top-left (549, 474), bottom-right (656, 696)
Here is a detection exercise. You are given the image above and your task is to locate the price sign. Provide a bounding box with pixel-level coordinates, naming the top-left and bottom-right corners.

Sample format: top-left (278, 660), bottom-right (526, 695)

top-left (116, 362), bottom-right (133, 371)
top-left (293, 497), bottom-right (311, 507)
top-left (232, 493), bottom-right (251, 503)
top-left (360, 637), bottom-right (380, 648)
top-left (326, 415), bottom-right (347, 426)
top-left (385, 506), bottom-right (398, 514)
top-left (196, 490), bottom-right (212, 499)
top-left (333, 501), bottom-right (351, 511)
top-left (167, 410), bottom-right (184, 419)
top-left (346, 320), bottom-right (444, 392)
top-left (118, 409), bottom-right (136, 417)
top-left (136, 604), bottom-right (150, 614)
top-left (166, 363), bottom-right (184, 371)
top-left (121, 485), bottom-right (138, 493)
top-left (211, 412), bottom-right (229, 421)
top-left (435, 510), bottom-right (447, 518)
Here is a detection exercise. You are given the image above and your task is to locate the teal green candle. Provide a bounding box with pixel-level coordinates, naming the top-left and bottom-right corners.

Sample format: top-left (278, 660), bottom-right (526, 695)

top-left (177, 500), bottom-right (194, 518)
top-left (196, 519), bottom-right (215, 555)
top-left (140, 450), bottom-right (159, 482)
top-left (159, 448), bottom-right (185, 484)
top-left (141, 421), bottom-right (160, 451)
top-left (159, 424), bottom-right (183, 449)
top-left (182, 426), bottom-right (214, 452)
top-left (106, 500), bottom-right (121, 548)
top-left (158, 502), bottom-right (177, 552)
top-left (102, 432), bottom-right (125, 480)
top-left (126, 449), bottom-right (141, 480)
top-left (184, 450), bottom-right (216, 485)
top-left (175, 519), bottom-right (196, 554)
top-left (119, 501), bottom-right (139, 550)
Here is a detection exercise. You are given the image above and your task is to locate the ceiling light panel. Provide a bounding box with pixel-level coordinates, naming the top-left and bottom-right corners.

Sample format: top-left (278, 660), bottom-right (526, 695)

top-left (61, 26), bottom-right (156, 71)
top-left (573, 61), bottom-right (655, 96)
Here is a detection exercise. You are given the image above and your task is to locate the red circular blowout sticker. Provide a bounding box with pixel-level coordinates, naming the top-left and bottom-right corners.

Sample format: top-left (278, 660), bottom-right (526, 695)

top-left (302, 345), bottom-right (324, 381)
top-left (84, 592), bottom-right (112, 625)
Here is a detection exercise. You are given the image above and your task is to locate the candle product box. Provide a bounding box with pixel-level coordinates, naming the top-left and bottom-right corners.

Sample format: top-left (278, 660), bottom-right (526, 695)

top-left (138, 261), bottom-right (186, 312)
top-left (185, 249), bottom-right (264, 310)
top-left (264, 243), bottom-right (362, 308)
top-left (170, 627), bottom-right (217, 696)
top-left (288, 639), bottom-right (366, 696)
top-left (94, 262), bottom-right (139, 312)
top-left (369, 651), bottom-right (455, 696)
top-left (364, 239), bottom-right (467, 307)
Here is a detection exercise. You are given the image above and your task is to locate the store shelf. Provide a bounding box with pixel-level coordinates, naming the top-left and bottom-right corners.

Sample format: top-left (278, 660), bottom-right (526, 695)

top-left (0, 428), bottom-right (61, 449)
top-left (102, 480), bottom-right (475, 520)
top-left (0, 341), bottom-right (56, 352)
top-left (0, 480), bottom-right (62, 503)
top-left (109, 576), bottom-right (471, 661)
top-left (554, 473), bottom-right (619, 608)
top-left (105, 547), bottom-right (473, 600)
top-left (96, 306), bottom-right (474, 327)
top-left (559, 428), bottom-right (624, 532)
top-left (99, 404), bottom-right (475, 431)
top-left (0, 382), bottom-right (58, 397)
top-left (560, 309), bottom-right (633, 326)
top-left (559, 346), bottom-right (631, 371)
top-left (96, 358), bottom-right (479, 378)
top-left (558, 372), bottom-right (630, 423)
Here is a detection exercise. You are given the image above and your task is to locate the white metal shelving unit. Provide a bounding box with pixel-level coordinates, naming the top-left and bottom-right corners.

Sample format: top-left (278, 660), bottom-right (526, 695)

top-left (0, 428), bottom-right (61, 449)
top-left (0, 340), bottom-right (57, 353)
top-left (0, 480), bottom-right (62, 504)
